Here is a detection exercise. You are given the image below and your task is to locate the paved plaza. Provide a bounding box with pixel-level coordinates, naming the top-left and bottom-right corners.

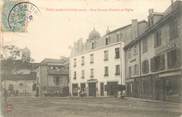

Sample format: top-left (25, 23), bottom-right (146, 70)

top-left (2, 97), bottom-right (182, 117)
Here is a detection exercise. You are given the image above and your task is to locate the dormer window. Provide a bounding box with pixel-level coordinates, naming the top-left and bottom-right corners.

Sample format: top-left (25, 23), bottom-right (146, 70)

top-left (105, 37), bottom-right (110, 45)
top-left (91, 42), bottom-right (95, 49)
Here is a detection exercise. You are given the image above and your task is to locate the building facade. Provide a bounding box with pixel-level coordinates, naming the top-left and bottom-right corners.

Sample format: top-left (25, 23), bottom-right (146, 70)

top-left (35, 58), bottom-right (69, 96)
top-left (69, 20), bottom-right (146, 97)
top-left (2, 62), bottom-right (37, 96)
top-left (125, 1), bottom-right (182, 101)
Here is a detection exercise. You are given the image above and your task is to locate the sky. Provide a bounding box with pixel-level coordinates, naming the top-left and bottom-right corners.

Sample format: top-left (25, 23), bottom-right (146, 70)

top-left (0, 0), bottom-right (173, 62)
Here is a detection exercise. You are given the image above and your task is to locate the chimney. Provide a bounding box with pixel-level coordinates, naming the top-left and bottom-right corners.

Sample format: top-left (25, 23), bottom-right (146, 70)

top-left (148, 9), bottom-right (154, 16)
top-left (106, 26), bottom-right (110, 34)
top-left (131, 19), bottom-right (138, 40)
top-left (148, 9), bottom-right (154, 26)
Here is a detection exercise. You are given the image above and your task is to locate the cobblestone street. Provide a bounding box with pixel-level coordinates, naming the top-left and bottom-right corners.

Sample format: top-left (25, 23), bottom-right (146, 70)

top-left (3, 97), bottom-right (182, 117)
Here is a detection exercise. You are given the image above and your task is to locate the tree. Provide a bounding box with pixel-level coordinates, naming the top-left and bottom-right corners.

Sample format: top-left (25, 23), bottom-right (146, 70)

top-left (2, 45), bottom-right (21, 60)
top-left (2, 45), bottom-right (34, 62)
top-left (1, 45), bottom-right (34, 78)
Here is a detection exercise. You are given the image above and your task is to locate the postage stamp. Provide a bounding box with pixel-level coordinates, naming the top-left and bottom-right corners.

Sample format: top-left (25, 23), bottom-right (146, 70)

top-left (1, 0), bottom-right (40, 32)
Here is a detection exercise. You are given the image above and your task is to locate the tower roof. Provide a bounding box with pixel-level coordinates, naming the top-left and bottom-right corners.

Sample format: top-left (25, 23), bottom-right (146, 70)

top-left (88, 28), bottom-right (101, 41)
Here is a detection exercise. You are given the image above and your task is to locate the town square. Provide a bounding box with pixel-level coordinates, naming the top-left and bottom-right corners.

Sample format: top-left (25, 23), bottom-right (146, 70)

top-left (0, 0), bottom-right (182, 117)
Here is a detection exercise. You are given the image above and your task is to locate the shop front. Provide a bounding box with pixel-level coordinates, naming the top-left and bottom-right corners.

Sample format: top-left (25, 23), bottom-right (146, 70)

top-left (158, 70), bottom-right (182, 102)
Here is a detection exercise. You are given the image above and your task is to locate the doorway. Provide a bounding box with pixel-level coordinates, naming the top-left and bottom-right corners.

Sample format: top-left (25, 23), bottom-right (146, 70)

top-left (88, 82), bottom-right (96, 96)
top-left (100, 83), bottom-right (104, 96)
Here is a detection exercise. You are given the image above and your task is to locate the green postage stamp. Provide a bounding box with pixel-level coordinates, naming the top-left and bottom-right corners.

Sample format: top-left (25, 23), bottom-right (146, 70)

top-left (1, 0), bottom-right (40, 32)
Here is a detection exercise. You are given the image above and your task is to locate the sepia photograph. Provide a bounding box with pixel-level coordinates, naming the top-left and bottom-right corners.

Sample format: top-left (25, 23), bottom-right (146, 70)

top-left (0, 0), bottom-right (182, 117)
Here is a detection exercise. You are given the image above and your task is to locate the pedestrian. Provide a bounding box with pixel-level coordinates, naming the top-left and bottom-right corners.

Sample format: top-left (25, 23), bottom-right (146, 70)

top-left (121, 90), bottom-right (126, 99)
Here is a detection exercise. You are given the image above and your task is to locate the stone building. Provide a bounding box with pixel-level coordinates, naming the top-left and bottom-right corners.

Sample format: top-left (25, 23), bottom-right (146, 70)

top-left (69, 20), bottom-right (146, 97)
top-left (2, 62), bottom-right (37, 96)
top-left (35, 58), bottom-right (69, 96)
top-left (124, 1), bottom-right (182, 101)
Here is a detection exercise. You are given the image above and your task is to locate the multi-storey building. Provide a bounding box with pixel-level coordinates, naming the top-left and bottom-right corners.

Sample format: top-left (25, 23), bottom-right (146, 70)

top-left (69, 20), bottom-right (146, 97)
top-left (35, 58), bottom-right (69, 96)
top-left (124, 1), bottom-right (182, 101)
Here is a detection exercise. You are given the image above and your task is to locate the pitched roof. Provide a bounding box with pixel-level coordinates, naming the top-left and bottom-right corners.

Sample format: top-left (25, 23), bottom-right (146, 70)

top-left (124, 1), bottom-right (182, 50)
top-left (41, 58), bottom-right (68, 65)
top-left (105, 20), bottom-right (147, 36)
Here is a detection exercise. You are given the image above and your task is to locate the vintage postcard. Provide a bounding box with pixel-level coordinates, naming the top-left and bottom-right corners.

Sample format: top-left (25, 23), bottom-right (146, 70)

top-left (0, 0), bottom-right (182, 117)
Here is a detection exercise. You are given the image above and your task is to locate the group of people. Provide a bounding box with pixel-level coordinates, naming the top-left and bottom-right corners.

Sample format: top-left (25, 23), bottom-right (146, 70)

top-left (79, 88), bottom-right (87, 97)
top-left (78, 87), bottom-right (126, 98)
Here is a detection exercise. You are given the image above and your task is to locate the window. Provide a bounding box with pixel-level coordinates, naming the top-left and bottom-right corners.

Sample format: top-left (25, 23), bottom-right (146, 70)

top-left (90, 68), bottom-right (94, 78)
top-left (91, 42), bottom-right (95, 49)
top-left (142, 39), bottom-right (148, 53)
top-left (90, 54), bottom-right (94, 64)
top-left (154, 30), bottom-right (161, 48)
top-left (73, 71), bottom-right (76, 80)
top-left (105, 37), bottom-right (110, 45)
top-left (115, 65), bottom-right (120, 75)
top-left (159, 54), bottom-right (165, 70)
top-left (133, 45), bottom-right (138, 55)
top-left (104, 50), bottom-right (109, 61)
top-left (53, 76), bottom-right (60, 85)
top-left (115, 48), bottom-right (120, 59)
top-left (169, 18), bottom-right (178, 40)
top-left (167, 49), bottom-right (181, 69)
top-left (81, 70), bottom-right (85, 79)
top-left (151, 55), bottom-right (164, 72)
top-left (104, 66), bottom-right (109, 76)
top-left (81, 56), bottom-right (84, 66)
top-left (73, 58), bottom-right (77, 67)
top-left (128, 49), bottom-right (131, 59)
top-left (142, 60), bottom-right (149, 74)
top-left (128, 66), bottom-right (132, 77)
top-left (134, 64), bottom-right (139, 75)
top-left (151, 56), bottom-right (159, 72)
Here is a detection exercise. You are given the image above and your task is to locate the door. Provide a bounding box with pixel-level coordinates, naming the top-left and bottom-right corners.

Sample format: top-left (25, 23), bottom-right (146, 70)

top-left (72, 84), bottom-right (78, 96)
top-left (88, 83), bottom-right (96, 96)
top-left (100, 83), bottom-right (104, 96)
